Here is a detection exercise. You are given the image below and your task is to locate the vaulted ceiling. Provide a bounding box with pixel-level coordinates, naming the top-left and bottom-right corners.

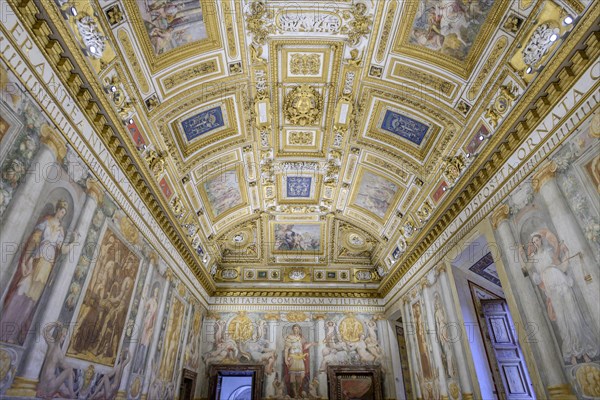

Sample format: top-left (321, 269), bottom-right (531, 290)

top-left (38, 0), bottom-right (593, 296)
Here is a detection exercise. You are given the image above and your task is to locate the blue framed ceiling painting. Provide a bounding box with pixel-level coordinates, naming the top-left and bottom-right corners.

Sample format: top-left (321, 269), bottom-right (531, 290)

top-left (286, 176), bottom-right (312, 198)
top-left (380, 110), bottom-right (429, 146)
top-left (181, 106), bottom-right (225, 142)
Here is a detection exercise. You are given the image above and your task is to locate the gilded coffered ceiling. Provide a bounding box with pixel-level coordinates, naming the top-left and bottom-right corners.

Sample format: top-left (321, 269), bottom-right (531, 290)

top-left (27, 0), bottom-right (595, 296)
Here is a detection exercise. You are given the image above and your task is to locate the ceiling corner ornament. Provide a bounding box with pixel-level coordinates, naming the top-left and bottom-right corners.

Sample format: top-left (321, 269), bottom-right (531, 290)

top-left (246, 1), bottom-right (273, 45)
top-left (341, 3), bottom-right (372, 47)
top-left (283, 84), bottom-right (322, 126)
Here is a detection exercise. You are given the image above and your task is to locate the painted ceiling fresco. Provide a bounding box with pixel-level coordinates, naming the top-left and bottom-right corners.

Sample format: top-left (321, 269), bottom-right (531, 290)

top-left (27, 0), bottom-right (590, 295)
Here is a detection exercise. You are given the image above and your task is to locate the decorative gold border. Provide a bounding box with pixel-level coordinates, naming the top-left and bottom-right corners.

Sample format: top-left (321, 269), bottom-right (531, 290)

top-left (281, 48), bottom-right (331, 83)
top-left (392, 0), bottom-right (510, 78)
top-left (122, 0), bottom-right (222, 73)
top-left (280, 127), bottom-right (323, 154)
top-left (270, 222), bottom-right (326, 255)
top-left (349, 167), bottom-right (405, 224)
top-left (198, 166), bottom-right (248, 222)
top-left (157, 57), bottom-right (222, 97)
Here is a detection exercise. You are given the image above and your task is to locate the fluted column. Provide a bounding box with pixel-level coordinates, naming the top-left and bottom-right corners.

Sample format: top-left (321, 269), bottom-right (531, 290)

top-left (141, 269), bottom-right (171, 398)
top-left (0, 125), bottom-right (67, 286)
top-left (532, 160), bottom-right (600, 333)
top-left (421, 279), bottom-right (448, 399)
top-left (18, 178), bottom-right (101, 380)
top-left (313, 314), bottom-right (327, 395)
top-left (436, 264), bottom-right (473, 398)
top-left (264, 316), bottom-right (279, 397)
top-left (402, 297), bottom-right (422, 399)
top-left (491, 204), bottom-right (574, 399)
top-left (120, 260), bottom-right (155, 395)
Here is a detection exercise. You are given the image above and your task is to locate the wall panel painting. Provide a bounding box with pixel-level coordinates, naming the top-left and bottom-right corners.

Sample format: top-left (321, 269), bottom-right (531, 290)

top-left (67, 228), bottom-right (140, 366)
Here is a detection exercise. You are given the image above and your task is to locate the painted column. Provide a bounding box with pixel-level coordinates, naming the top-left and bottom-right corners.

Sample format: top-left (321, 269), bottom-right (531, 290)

top-left (314, 314), bottom-right (327, 397)
top-left (377, 318), bottom-right (400, 398)
top-left (388, 322), bottom-right (407, 400)
top-left (491, 204), bottom-right (574, 399)
top-left (264, 316), bottom-right (279, 398)
top-left (119, 260), bottom-right (155, 395)
top-left (141, 268), bottom-right (171, 398)
top-left (421, 278), bottom-right (448, 399)
top-left (17, 178), bottom-right (101, 381)
top-left (402, 297), bottom-right (422, 400)
top-left (532, 160), bottom-right (600, 333)
top-left (436, 264), bottom-right (474, 399)
top-left (0, 125), bottom-right (67, 287)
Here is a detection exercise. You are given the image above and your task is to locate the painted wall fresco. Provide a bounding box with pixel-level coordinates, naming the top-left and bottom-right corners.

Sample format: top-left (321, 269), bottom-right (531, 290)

top-left (493, 122), bottom-right (600, 397)
top-left (0, 62), bottom-right (205, 399)
top-left (198, 311), bottom-right (396, 399)
top-left (402, 276), bottom-right (464, 400)
top-left (67, 229), bottom-right (140, 366)
top-left (409, 0), bottom-right (495, 60)
top-left (136, 0), bottom-right (208, 55)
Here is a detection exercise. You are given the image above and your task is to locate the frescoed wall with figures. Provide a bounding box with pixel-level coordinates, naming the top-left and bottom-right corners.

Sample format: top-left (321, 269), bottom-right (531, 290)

top-left (396, 266), bottom-right (473, 400)
top-left (198, 310), bottom-right (398, 399)
top-left (0, 62), bottom-right (206, 399)
top-left (490, 118), bottom-right (600, 397)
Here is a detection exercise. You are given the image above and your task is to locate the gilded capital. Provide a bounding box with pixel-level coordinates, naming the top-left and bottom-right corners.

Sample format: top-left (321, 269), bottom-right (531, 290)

top-left (435, 263), bottom-right (447, 273)
top-left (547, 384), bottom-right (576, 399)
top-left (490, 204), bottom-right (510, 229)
top-left (531, 160), bottom-right (557, 192)
top-left (40, 124), bottom-right (67, 160)
top-left (86, 178), bottom-right (104, 205)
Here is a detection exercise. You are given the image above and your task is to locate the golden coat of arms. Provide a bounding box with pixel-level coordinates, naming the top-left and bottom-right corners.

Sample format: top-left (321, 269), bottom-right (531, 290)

top-left (284, 84), bottom-right (322, 126)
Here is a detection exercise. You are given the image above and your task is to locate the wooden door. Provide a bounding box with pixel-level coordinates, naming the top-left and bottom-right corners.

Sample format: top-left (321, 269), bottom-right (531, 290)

top-left (481, 299), bottom-right (535, 400)
top-left (178, 369), bottom-right (197, 400)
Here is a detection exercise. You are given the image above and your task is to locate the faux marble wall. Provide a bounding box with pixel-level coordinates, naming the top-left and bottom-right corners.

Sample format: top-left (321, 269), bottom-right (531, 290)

top-left (0, 62), bottom-right (205, 399)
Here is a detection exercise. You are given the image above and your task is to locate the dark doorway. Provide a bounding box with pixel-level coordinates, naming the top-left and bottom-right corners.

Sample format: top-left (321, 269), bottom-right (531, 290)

top-left (179, 368), bottom-right (197, 400)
